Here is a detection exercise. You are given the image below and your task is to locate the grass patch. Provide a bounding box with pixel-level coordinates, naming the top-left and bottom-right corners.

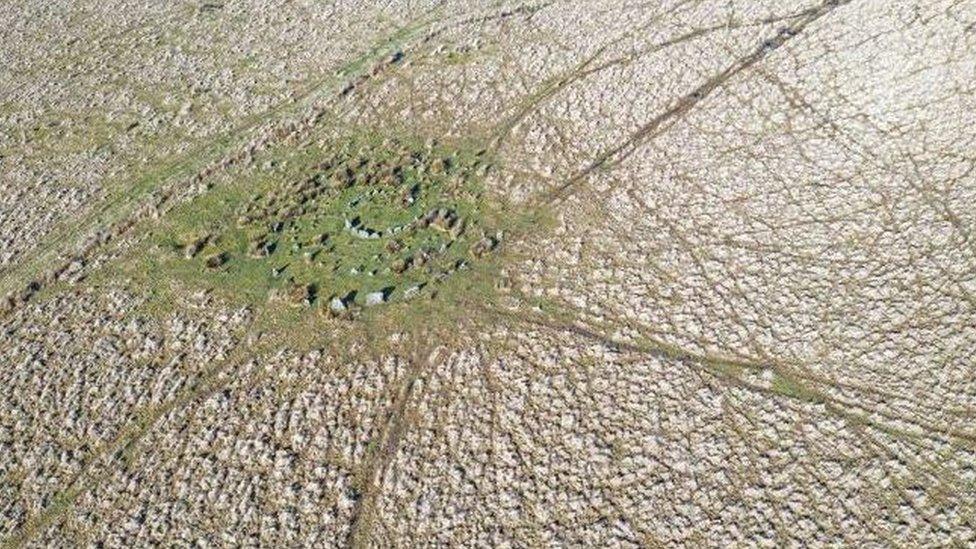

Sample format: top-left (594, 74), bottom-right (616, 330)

top-left (109, 127), bottom-right (504, 340)
top-left (770, 372), bottom-right (824, 404)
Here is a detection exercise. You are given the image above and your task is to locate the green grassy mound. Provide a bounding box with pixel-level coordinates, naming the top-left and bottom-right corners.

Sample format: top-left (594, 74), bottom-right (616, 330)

top-left (146, 131), bottom-right (498, 318)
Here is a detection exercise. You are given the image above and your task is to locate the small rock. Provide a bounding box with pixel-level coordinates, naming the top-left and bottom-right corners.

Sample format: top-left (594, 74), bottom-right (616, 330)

top-left (60, 259), bottom-right (86, 283)
top-left (250, 238), bottom-right (276, 257)
top-left (401, 184), bottom-right (418, 206)
top-left (429, 208), bottom-right (457, 232)
top-left (364, 292), bottom-right (383, 306)
top-left (417, 211), bottom-right (433, 229)
top-left (470, 235), bottom-right (497, 258)
top-left (328, 291), bottom-right (357, 317)
top-left (450, 217), bottom-right (466, 239)
top-left (288, 283), bottom-right (315, 307)
top-left (403, 284), bottom-right (424, 300)
top-left (364, 288), bottom-right (392, 307)
top-left (184, 235), bottom-right (210, 259)
top-left (205, 252), bottom-right (228, 269)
